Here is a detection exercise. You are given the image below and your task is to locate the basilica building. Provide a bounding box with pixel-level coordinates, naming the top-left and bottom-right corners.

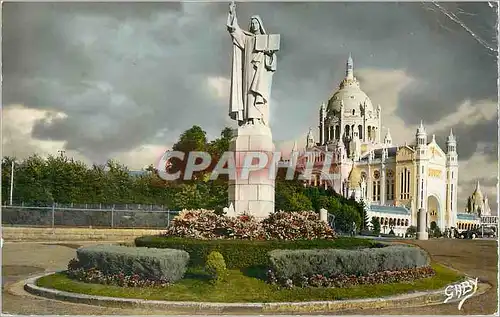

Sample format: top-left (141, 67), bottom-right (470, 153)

top-left (281, 55), bottom-right (459, 236)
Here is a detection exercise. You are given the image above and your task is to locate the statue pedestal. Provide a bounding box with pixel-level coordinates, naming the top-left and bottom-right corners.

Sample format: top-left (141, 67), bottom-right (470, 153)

top-left (228, 123), bottom-right (275, 220)
top-left (416, 208), bottom-right (429, 240)
top-left (320, 208), bottom-right (328, 223)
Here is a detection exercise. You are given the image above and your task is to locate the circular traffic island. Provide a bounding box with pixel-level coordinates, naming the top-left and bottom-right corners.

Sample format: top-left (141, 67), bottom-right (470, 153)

top-left (35, 263), bottom-right (460, 303)
top-left (25, 238), bottom-right (470, 313)
top-left (22, 212), bottom-right (484, 313)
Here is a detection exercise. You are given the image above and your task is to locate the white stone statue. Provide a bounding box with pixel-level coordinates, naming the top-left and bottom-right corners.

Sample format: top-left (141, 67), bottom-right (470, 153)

top-left (226, 1), bottom-right (280, 126)
top-left (360, 176), bottom-right (366, 200)
top-left (226, 202), bottom-right (237, 218)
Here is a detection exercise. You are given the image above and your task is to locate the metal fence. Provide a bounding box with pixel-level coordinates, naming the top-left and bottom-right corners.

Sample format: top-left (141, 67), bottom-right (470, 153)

top-left (1, 203), bottom-right (180, 229)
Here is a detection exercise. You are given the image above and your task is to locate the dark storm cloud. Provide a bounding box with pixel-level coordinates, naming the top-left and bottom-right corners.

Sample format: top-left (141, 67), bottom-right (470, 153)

top-left (433, 117), bottom-right (497, 162)
top-left (2, 2), bottom-right (497, 163)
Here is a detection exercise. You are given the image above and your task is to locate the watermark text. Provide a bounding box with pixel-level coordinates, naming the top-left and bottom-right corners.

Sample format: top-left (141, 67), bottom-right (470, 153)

top-left (444, 277), bottom-right (479, 310)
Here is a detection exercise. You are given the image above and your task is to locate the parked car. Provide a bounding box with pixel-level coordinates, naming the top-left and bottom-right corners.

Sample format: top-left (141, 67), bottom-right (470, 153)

top-left (479, 226), bottom-right (497, 238)
top-left (459, 227), bottom-right (496, 239)
top-left (458, 229), bottom-right (476, 239)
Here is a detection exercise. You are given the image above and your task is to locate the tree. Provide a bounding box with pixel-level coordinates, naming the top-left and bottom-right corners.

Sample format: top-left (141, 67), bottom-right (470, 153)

top-left (207, 127), bottom-right (233, 158)
top-left (371, 217), bottom-right (381, 235)
top-left (406, 225), bottom-right (417, 238)
top-left (170, 125), bottom-right (208, 181)
top-left (172, 125), bottom-right (208, 153)
top-left (206, 127), bottom-right (234, 180)
top-left (14, 155), bottom-right (53, 205)
top-left (332, 204), bottom-right (361, 234)
top-left (287, 192), bottom-right (313, 211)
top-left (429, 221), bottom-right (442, 238)
top-left (358, 200), bottom-right (369, 230)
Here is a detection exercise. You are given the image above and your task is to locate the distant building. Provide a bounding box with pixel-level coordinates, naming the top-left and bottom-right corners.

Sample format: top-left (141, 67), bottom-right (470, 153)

top-left (280, 54), bottom-right (459, 236)
top-left (456, 181), bottom-right (494, 231)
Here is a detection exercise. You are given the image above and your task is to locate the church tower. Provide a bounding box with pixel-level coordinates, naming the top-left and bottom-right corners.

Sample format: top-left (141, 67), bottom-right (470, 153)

top-left (384, 128), bottom-right (393, 146)
top-left (319, 103), bottom-right (326, 145)
top-left (415, 121), bottom-right (429, 222)
top-left (445, 129), bottom-right (458, 227)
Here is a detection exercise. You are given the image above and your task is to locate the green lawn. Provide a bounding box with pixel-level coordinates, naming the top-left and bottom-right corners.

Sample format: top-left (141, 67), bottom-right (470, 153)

top-left (37, 263), bottom-right (462, 303)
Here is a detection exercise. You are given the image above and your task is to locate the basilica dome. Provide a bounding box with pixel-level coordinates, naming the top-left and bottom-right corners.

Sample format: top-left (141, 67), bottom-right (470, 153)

top-left (326, 55), bottom-right (375, 117)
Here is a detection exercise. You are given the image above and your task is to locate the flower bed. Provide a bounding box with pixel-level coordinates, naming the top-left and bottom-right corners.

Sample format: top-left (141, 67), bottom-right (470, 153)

top-left (66, 266), bottom-right (170, 288)
top-left (163, 209), bottom-right (336, 241)
top-left (266, 266), bottom-right (436, 288)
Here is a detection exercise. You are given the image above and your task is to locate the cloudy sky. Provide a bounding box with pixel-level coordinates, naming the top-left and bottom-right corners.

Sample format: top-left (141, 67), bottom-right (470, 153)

top-left (2, 2), bottom-right (498, 213)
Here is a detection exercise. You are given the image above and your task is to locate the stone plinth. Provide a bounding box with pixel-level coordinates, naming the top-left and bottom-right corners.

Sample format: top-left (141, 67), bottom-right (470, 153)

top-left (416, 208), bottom-right (429, 240)
top-left (320, 208), bottom-right (328, 223)
top-left (228, 123), bottom-right (275, 220)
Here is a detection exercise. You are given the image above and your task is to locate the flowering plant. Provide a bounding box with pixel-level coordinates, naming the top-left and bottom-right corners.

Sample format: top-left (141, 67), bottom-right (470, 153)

top-left (66, 259), bottom-right (170, 288)
top-left (262, 211), bottom-right (336, 240)
top-left (164, 209), bottom-right (336, 241)
top-left (267, 266), bottom-right (435, 288)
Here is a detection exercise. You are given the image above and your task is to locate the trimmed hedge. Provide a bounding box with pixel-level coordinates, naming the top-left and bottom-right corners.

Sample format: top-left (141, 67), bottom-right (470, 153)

top-left (268, 245), bottom-right (431, 281)
top-left (76, 244), bottom-right (189, 282)
top-left (135, 235), bottom-right (386, 269)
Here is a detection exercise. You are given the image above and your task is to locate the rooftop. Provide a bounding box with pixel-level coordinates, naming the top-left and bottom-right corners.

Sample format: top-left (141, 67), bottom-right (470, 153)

top-left (457, 213), bottom-right (479, 221)
top-left (369, 204), bottom-right (410, 215)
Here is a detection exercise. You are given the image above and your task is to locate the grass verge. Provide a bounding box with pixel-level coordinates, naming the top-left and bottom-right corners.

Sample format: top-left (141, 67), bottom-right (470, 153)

top-left (36, 263), bottom-right (462, 303)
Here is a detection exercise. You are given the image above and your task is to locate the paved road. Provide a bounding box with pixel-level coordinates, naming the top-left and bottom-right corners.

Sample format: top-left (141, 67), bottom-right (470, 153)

top-left (337, 239), bottom-right (498, 315)
top-left (2, 239), bottom-right (498, 315)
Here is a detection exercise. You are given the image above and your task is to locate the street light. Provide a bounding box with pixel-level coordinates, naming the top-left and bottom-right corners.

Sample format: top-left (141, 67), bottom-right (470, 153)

top-left (9, 160), bottom-right (14, 206)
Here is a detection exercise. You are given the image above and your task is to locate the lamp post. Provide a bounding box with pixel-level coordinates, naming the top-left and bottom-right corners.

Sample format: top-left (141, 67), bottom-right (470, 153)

top-left (9, 160), bottom-right (14, 206)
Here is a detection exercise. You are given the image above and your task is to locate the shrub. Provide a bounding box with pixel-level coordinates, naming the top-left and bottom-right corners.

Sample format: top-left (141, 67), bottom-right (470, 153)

top-left (268, 245), bottom-right (431, 282)
top-left (406, 226), bottom-right (417, 237)
top-left (261, 211), bottom-right (336, 240)
top-left (135, 236), bottom-right (383, 269)
top-left (66, 266), bottom-right (171, 287)
top-left (75, 245), bottom-right (189, 283)
top-left (371, 217), bottom-right (381, 235)
top-left (359, 230), bottom-right (398, 238)
top-left (205, 251), bottom-right (227, 283)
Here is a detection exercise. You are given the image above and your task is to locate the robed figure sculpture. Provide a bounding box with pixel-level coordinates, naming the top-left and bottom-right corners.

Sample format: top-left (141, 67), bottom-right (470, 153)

top-left (226, 1), bottom-right (280, 126)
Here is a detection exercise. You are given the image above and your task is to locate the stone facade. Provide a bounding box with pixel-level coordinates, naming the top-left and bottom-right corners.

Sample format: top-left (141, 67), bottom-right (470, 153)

top-left (280, 55), bottom-right (460, 232)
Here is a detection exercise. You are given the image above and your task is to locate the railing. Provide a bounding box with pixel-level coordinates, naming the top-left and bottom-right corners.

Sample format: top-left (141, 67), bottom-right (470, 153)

top-left (327, 212), bottom-right (336, 231)
top-left (1, 203), bottom-right (179, 229)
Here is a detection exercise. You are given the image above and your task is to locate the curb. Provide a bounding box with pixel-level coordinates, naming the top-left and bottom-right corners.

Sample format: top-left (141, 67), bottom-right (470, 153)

top-left (24, 272), bottom-right (491, 313)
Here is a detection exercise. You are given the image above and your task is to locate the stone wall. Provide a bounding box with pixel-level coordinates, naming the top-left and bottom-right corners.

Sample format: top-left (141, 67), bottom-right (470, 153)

top-left (1, 227), bottom-right (163, 242)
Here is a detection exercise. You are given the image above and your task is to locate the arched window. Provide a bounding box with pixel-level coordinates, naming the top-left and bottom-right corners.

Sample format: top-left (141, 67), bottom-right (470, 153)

top-left (352, 109), bottom-right (355, 115)
top-left (358, 125), bottom-right (363, 139)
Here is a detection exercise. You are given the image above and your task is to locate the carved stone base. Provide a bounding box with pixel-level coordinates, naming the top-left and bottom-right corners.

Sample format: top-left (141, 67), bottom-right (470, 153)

top-left (416, 208), bottom-right (429, 241)
top-left (228, 123), bottom-right (275, 220)
top-left (417, 232), bottom-right (429, 240)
